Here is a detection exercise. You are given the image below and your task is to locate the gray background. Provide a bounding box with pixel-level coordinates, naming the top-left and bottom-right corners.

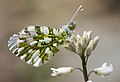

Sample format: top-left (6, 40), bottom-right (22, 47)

top-left (0, 0), bottom-right (120, 82)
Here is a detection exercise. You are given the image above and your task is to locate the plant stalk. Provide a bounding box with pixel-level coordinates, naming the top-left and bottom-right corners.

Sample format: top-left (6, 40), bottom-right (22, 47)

top-left (82, 57), bottom-right (88, 82)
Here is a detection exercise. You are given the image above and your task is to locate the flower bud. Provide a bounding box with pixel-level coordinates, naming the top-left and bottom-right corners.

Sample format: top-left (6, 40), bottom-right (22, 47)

top-left (86, 30), bottom-right (92, 43)
top-left (94, 63), bottom-right (113, 76)
top-left (87, 80), bottom-right (92, 82)
top-left (81, 35), bottom-right (87, 49)
top-left (82, 30), bottom-right (92, 46)
top-left (70, 34), bottom-right (77, 42)
top-left (51, 67), bottom-right (74, 76)
top-left (64, 44), bottom-right (74, 52)
top-left (76, 41), bottom-right (82, 55)
top-left (85, 40), bottom-right (93, 56)
top-left (92, 36), bottom-right (99, 50)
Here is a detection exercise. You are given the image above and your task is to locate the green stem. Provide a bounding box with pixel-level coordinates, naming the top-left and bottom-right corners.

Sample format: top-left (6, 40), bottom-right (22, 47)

top-left (74, 68), bottom-right (83, 73)
top-left (82, 57), bottom-right (89, 82)
top-left (88, 71), bottom-right (95, 79)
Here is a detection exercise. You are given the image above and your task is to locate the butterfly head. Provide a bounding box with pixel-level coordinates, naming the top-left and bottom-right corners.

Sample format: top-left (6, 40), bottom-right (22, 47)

top-left (68, 21), bottom-right (76, 31)
top-left (62, 21), bottom-right (76, 33)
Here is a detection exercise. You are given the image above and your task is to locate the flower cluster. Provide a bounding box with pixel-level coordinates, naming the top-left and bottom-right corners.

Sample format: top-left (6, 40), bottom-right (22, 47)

top-left (64, 30), bottom-right (99, 57)
top-left (50, 30), bottom-right (113, 82)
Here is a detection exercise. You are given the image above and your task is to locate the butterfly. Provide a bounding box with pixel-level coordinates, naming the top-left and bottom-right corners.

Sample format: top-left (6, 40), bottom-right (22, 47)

top-left (8, 5), bottom-right (83, 67)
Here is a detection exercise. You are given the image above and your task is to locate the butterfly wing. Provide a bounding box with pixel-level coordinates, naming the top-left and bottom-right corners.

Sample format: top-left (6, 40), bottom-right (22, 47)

top-left (8, 26), bottom-right (67, 67)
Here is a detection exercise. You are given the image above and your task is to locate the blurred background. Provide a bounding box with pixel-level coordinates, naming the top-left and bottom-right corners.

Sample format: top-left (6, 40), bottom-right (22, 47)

top-left (0, 0), bottom-right (120, 82)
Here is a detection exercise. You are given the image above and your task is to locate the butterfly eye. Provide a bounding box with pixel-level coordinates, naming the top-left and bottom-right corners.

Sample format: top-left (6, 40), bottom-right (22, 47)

top-left (68, 22), bottom-right (76, 30)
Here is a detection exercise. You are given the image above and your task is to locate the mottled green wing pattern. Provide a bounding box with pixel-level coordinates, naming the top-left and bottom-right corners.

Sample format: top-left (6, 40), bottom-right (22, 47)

top-left (8, 26), bottom-right (67, 67)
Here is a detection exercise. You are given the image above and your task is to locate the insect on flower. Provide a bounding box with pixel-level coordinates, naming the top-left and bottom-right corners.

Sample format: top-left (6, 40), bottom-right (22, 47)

top-left (8, 5), bottom-right (83, 67)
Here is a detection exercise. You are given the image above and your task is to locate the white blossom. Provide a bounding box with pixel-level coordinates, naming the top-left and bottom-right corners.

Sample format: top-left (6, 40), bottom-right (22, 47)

top-left (92, 36), bottom-right (99, 50)
top-left (51, 67), bottom-right (74, 76)
top-left (94, 63), bottom-right (113, 76)
top-left (76, 41), bottom-right (82, 55)
top-left (87, 80), bottom-right (92, 82)
top-left (64, 30), bottom-right (99, 56)
top-left (85, 40), bottom-right (94, 56)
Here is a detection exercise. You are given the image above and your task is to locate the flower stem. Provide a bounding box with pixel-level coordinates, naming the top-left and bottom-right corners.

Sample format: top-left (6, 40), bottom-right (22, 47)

top-left (82, 57), bottom-right (89, 82)
top-left (88, 71), bottom-right (95, 79)
top-left (74, 68), bottom-right (83, 73)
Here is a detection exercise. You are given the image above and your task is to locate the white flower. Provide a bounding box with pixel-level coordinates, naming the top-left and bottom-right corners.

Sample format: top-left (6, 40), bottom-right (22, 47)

top-left (92, 36), bottom-right (99, 50)
top-left (94, 63), bottom-right (113, 76)
top-left (87, 80), bottom-right (92, 82)
top-left (76, 41), bottom-right (82, 55)
top-left (64, 30), bottom-right (99, 56)
top-left (82, 30), bottom-right (92, 48)
top-left (51, 67), bottom-right (74, 76)
top-left (85, 40), bottom-right (93, 56)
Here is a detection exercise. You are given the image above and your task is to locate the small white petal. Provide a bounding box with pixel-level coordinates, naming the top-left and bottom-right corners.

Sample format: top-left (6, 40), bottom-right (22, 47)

top-left (93, 36), bottom-right (99, 50)
top-left (81, 36), bottom-right (87, 48)
top-left (69, 35), bottom-right (77, 41)
top-left (76, 41), bottom-right (82, 55)
top-left (85, 40), bottom-right (93, 56)
top-left (77, 35), bottom-right (82, 40)
top-left (83, 31), bottom-right (87, 37)
top-left (87, 30), bottom-right (92, 40)
top-left (64, 44), bottom-right (74, 52)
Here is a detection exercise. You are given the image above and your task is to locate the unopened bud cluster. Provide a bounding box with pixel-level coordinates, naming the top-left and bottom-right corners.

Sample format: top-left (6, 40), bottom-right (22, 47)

top-left (50, 30), bottom-right (113, 82)
top-left (64, 30), bottom-right (99, 56)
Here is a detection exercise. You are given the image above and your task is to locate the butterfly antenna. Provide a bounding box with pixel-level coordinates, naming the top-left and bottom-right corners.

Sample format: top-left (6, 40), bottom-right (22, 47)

top-left (70, 5), bottom-right (84, 22)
